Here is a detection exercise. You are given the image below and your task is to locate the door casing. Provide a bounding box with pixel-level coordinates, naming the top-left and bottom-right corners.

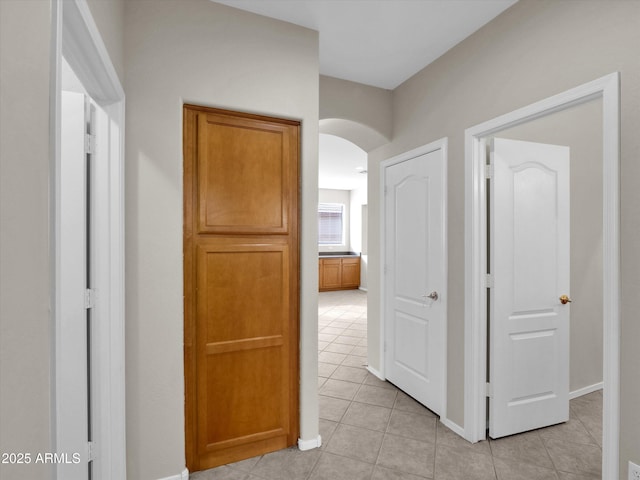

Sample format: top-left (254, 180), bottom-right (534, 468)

top-left (379, 137), bottom-right (448, 421)
top-left (464, 72), bottom-right (620, 479)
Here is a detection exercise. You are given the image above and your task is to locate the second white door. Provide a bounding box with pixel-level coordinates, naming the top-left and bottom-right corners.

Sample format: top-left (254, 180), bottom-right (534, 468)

top-left (489, 137), bottom-right (571, 438)
top-left (383, 142), bottom-right (446, 415)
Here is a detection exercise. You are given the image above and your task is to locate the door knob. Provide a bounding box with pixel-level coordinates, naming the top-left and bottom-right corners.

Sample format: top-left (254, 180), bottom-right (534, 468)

top-left (559, 295), bottom-right (572, 305)
top-left (422, 291), bottom-right (439, 301)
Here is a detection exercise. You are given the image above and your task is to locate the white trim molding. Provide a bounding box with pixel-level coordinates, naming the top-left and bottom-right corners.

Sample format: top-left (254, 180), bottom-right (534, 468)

top-left (570, 382), bottom-right (604, 400)
top-left (366, 365), bottom-right (385, 381)
top-left (298, 435), bottom-right (322, 451)
top-left (464, 72), bottom-right (620, 480)
top-left (439, 417), bottom-right (465, 439)
top-left (156, 468), bottom-right (189, 480)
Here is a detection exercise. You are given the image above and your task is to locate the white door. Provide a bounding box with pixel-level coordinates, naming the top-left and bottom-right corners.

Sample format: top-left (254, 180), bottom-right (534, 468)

top-left (58, 91), bottom-right (92, 478)
top-left (384, 145), bottom-right (446, 415)
top-left (489, 137), bottom-right (570, 438)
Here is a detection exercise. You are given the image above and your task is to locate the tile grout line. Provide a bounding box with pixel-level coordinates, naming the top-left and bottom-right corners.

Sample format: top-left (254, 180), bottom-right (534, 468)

top-left (570, 402), bottom-right (604, 449)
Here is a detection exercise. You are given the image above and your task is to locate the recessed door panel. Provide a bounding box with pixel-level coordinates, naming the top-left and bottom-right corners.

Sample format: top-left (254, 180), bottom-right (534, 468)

top-left (197, 246), bottom-right (288, 343)
top-left (197, 113), bottom-right (290, 234)
top-left (508, 328), bottom-right (558, 403)
top-left (512, 164), bottom-right (559, 311)
top-left (202, 347), bottom-right (285, 448)
top-left (394, 177), bottom-right (430, 303)
top-left (394, 312), bottom-right (429, 380)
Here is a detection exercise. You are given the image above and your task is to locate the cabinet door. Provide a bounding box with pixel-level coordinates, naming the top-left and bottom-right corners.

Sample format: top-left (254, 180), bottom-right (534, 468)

top-left (320, 259), bottom-right (342, 290)
top-left (341, 258), bottom-right (360, 287)
top-left (184, 106), bottom-right (299, 471)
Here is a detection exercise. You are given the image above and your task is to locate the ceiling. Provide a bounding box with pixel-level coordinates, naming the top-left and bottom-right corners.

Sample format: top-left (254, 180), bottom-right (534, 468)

top-left (213, 0), bottom-right (517, 190)
top-left (213, 0), bottom-right (516, 90)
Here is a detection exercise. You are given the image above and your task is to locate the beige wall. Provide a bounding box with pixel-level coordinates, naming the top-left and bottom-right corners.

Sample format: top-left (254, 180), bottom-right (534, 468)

top-left (365, 1), bottom-right (640, 476)
top-left (86, 0), bottom-right (124, 81)
top-left (0, 1), bottom-right (53, 478)
top-left (320, 75), bottom-right (393, 141)
top-left (123, 1), bottom-right (319, 477)
top-left (320, 75), bottom-right (392, 151)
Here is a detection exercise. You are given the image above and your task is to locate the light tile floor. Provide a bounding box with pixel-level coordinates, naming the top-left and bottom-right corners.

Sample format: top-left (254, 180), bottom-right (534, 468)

top-left (191, 290), bottom-right (603, 480)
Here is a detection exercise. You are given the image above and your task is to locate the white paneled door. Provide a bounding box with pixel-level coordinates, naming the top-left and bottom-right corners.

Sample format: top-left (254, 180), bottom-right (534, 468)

top-left (383, 144), bottom-right (446, 415)
top-left (489, 138), bottom-right (570, 438)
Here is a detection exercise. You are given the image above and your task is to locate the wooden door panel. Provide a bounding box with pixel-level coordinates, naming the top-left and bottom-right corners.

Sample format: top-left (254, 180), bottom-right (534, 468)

top-left (201, 347), bottom-right (286, 447)
top-left (197, 113), bottom-right (291, 235)
top-left (185, 105), bottom-right (299, 472)
top-left (341, 259), bottom-right (360, 287)
top-left (197, 245), bottom-right (289, 342)
top-left (321, 259), bottom-right (341, 290)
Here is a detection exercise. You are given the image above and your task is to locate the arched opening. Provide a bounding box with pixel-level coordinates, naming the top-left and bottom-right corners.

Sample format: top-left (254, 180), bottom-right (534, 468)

top-left (316, 118), bottom-right (391, 432)
top-left (319, 118), bottom-right (389, 153)
top-left (317, 116), bottom-right (390, 290)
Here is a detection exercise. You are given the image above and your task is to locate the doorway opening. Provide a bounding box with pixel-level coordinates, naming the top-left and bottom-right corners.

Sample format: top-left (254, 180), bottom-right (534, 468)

top-left (53, 0), bottom-right (126, 477)
top-left (318, 133), bottom-right (369, 293)
top-left (464, 73), bottom-right (620, 479)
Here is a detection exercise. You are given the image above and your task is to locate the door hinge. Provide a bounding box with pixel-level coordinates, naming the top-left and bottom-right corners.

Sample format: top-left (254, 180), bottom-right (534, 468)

top-left (85, 133), bottom-right (96, 155)
top-left (85, 289), bottom-right (96, 309)
top-left (484, 164), bottom-right (493, 179)
top-left (87, 441), bottom-right (95, 462)
top-left (486, 382), bottom-right (492, 398)
top-left (485, 274), bottom-right (493, 288)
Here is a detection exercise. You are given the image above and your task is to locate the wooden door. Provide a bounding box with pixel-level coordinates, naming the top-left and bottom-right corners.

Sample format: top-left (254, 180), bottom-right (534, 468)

top-left (489, 138), bottom-right (570, 438)
top-left (383, 146), bottom-right (446, 415)
top-left (184, 105), bottom-right (299, 471)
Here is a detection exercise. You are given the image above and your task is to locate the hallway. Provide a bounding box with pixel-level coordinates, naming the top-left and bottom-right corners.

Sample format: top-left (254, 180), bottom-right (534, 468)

top-left (191, 290), bottom-right (602, 479)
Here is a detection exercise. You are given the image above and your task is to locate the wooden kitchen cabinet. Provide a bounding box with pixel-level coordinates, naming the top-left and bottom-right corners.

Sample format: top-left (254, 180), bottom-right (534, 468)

top-left (319, 256), bottom-right (360, 291)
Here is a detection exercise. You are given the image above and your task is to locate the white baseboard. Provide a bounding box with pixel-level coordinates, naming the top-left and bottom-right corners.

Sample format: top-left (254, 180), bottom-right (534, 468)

top-left (366, 365), bottom-right (384, 380)
top-left (298, 435), bottom-right (322, 451)
top-left (157, 468), bottom-right (189, 480)
top-left (570, 382), bottom-right (603, 400)
top-left (358, 286), bottom-right (368, 292)
top-left (440, 417), bottom-right (466, 439)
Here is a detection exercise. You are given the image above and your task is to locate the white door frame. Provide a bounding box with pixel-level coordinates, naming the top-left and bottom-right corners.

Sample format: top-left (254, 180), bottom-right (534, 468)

top-left (379, 137), bottom-right (448, 421)
top-left (464, 73), bottom-right (620, 479)
top-left (52, 0), bottom-right (126, 478)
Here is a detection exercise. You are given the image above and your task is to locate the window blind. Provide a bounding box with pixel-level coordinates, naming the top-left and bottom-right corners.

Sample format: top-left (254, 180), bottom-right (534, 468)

top-left (318, 203), bottom-right (344, 245)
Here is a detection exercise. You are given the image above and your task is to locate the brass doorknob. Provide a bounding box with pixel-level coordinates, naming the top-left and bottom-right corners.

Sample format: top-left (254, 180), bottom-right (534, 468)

top-left (559, 295), bottom-right (572, 305)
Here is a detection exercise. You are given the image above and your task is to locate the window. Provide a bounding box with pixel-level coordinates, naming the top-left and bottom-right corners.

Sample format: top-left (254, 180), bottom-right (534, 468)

top-left (318, 203), bottom-right (344, 245)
